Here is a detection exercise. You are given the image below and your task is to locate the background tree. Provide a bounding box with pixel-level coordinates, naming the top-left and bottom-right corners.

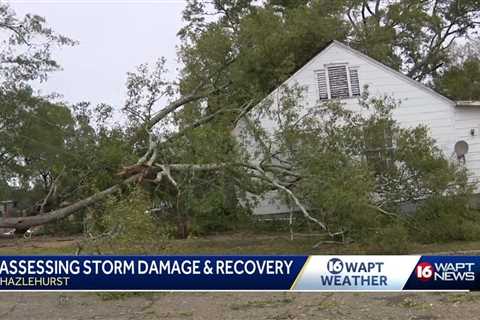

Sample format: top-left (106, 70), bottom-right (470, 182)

top-left (433, 40), bottom-right (480, 100)
top-left (434, 57), bottom-right (480, 100)
top-left (345, 0), bottom-right (480, 81)
top-left (0, 90), bottom-right (134, 225)
top-left (0, 3), bottom-right (75, 89)
top-left (182, 0), bottom-right (480, 83)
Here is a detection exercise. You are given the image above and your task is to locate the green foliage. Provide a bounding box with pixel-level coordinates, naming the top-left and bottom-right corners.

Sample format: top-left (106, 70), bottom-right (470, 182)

top-left (148, 166), bottom-right (249, 238)
top-left (99, 188), bottom-right (160, 245)
top-left (181, 0), bottom-right (480, 89)
top-left (347, 0), bottom-right (480, 81)
top-left (174, 0), bottom-right (480, 247)
top-left (413, 195), bottom-right (480, 243)
top-left (178, 0), bottom-right (349, 138)
top-left (241, 86), bottom-right (476, 244)
top-left (357, 95), bottom-right (468, 209)
top-left (42, 211), bottom-right (86, 236)
top-left (434, 58), bottom-right (480, 100)
top-left (190, 206), bottom-right (250, 236)
top-left (0, 86), bottom-right (136, 226)
top-left (1, 0), bottom-right (478, 249)
top-left (365, 222), bottom-right (411, 254)
top-left (0, 89), bottom-right (75, 181)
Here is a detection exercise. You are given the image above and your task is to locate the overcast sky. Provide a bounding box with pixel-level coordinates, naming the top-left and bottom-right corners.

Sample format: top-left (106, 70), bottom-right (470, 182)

top-left (10, 0), bottom-right (187, 110)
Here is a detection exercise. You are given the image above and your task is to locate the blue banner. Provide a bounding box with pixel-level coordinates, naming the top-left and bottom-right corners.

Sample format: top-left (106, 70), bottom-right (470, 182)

top-left (0, 255), bottom-right (480, 291)
top-left (0, 256), bottom-right (306, 291)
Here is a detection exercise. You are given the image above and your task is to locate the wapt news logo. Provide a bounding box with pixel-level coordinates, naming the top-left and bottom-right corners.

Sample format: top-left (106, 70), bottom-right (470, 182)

top-left (416, 261), bottom-right (475, 282)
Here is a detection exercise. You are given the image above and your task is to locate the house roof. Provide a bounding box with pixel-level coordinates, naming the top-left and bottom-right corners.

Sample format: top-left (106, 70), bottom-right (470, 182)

top-left (287, 40), bottom-right (456, 106)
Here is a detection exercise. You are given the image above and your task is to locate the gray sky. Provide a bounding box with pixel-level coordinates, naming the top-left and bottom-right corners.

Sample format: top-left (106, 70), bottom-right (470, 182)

top-left (10, 0), bottom-right (187, 110)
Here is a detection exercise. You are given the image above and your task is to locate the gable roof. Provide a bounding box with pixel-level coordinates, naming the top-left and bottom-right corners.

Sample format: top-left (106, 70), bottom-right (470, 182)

top-left (287, 40), bottom-right (455, 106)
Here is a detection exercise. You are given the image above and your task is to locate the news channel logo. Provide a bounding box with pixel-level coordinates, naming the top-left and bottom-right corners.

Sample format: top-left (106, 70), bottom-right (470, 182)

top-left (415, 260), bottom-right (475, 282)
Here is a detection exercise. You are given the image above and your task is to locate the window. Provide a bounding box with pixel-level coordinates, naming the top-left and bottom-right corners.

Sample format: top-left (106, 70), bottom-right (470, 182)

top-left (316, 64), bottom-right (360, 100)
top-left (364, 122), bottom-right (394, 173)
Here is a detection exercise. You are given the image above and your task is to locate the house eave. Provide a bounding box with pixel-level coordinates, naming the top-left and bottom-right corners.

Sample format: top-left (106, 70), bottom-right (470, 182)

top-left (456, 101), bottom-right (480, 107)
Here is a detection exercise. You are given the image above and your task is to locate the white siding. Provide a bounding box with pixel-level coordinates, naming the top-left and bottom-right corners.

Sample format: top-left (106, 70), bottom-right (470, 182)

top-left (454, 107), bottom-right (480, 181)
top-left (283, 43), bottom-right (456, 153)
top-left (238, 41), bottom-right (476, 215)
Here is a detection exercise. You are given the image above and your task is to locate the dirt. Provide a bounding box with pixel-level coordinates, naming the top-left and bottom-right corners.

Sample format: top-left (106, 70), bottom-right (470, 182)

top-left (0, 292), bottom-right (479, 320)
top-left (0, 235), bottom-right (480, 319)
top-left (3, 233), bottom-right (480, 255)
top-left (0, 236), bottom-right (79, 252)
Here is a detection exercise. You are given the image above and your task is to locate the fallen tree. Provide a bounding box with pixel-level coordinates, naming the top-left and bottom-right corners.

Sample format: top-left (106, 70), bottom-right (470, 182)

top-left (0, 81), bottom-right (471, 243)
top-left (1, 2), bottom-right (478, 247)
top-left (0, 174), bottom-right (141, 233)
top-left (0, 70), bottom-right (236, 232)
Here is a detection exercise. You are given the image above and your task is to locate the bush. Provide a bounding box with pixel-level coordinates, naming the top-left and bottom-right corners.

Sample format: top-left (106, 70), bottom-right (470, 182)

top-left (93, 188), bottom-right (166, 247)
top-left (412, 195), bottom-right (480, 243)
top-left (190, 206), bottom-right (250, 236)
top-left (365, 222), bottom-right (410, 254)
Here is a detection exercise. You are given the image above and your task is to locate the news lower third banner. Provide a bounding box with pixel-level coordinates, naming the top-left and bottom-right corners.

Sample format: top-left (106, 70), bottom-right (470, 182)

top-left (0, 255), bottom-right (478, 291)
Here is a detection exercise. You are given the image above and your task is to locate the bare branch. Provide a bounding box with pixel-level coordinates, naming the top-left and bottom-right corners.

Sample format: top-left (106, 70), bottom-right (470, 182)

top-left (39, 167), bottom-right (64, 214)
top-left (252, 165), bottom-right (328, 231)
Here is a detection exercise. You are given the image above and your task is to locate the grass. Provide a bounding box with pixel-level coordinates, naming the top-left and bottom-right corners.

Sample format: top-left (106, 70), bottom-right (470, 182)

top-left (0, 231), bottom-right (480, 255)
top-left (96, 292), bottom-right (156, 301)
top-left (442, 293), bottom-right (480, 304)
top-left (229, 297), bottom-right (294, 311)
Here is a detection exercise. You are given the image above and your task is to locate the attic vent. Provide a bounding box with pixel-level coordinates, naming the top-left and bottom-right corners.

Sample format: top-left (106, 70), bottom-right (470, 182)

top-left (316, 65), bottom-right (361, 101)
top-left (328, 65), bottom-right (350, 99)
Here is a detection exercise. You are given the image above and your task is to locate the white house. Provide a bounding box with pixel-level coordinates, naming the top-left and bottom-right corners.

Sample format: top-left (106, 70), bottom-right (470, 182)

top-left (235, 40), bottom-right (480, 215)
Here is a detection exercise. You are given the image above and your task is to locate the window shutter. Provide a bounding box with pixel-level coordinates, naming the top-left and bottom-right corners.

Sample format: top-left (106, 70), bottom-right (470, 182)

top-left (349, 67), bottom-right (360, 97)
top-left (327, 65), bottom-right (349, 99)
top-left (316, 70), bottom-right (328, 100)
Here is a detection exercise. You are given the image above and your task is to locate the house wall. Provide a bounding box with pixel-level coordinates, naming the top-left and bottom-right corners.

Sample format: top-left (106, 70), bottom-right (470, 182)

top-left (237, 42), bottom-right (474, 215)
top-left (278, 43), bottom-right (457, 153)
top-left (454, 107), bottom-right (480, 180)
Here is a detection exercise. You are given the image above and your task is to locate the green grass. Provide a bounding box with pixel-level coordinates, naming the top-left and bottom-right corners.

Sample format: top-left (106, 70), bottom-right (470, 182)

top-left (1, 232), bottom-right (480, 255)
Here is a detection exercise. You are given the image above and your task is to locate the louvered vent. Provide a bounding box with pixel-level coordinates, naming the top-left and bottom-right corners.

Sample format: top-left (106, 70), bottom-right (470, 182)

top-left (327, 65), bottom-right (349, 99)
top-left (349, 67), bottom-right (360, 97)
top-left (316, 69), bottom-right (328, 100)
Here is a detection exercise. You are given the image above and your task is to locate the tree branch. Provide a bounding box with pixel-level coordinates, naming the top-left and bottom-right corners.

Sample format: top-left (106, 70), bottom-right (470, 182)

top-left (0, 174), bottom-right (141, 231)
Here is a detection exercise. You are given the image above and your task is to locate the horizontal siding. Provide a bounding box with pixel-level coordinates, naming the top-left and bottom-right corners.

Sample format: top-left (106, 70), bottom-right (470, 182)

top-left (454, 107), bottom-right (480, 185)
top-left (274, 44), bottom-right (458, 156)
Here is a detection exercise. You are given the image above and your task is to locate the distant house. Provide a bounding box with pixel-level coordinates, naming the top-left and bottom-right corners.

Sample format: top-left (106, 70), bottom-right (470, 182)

top-left (0, 200), bottom-right (17, 218)
top-left (235, 40), bottom-right (480, 215)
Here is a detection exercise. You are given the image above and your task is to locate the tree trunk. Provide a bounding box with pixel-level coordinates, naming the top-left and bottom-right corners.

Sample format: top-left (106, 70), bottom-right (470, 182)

top-left (0, 174), bottom-right (141, 232)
